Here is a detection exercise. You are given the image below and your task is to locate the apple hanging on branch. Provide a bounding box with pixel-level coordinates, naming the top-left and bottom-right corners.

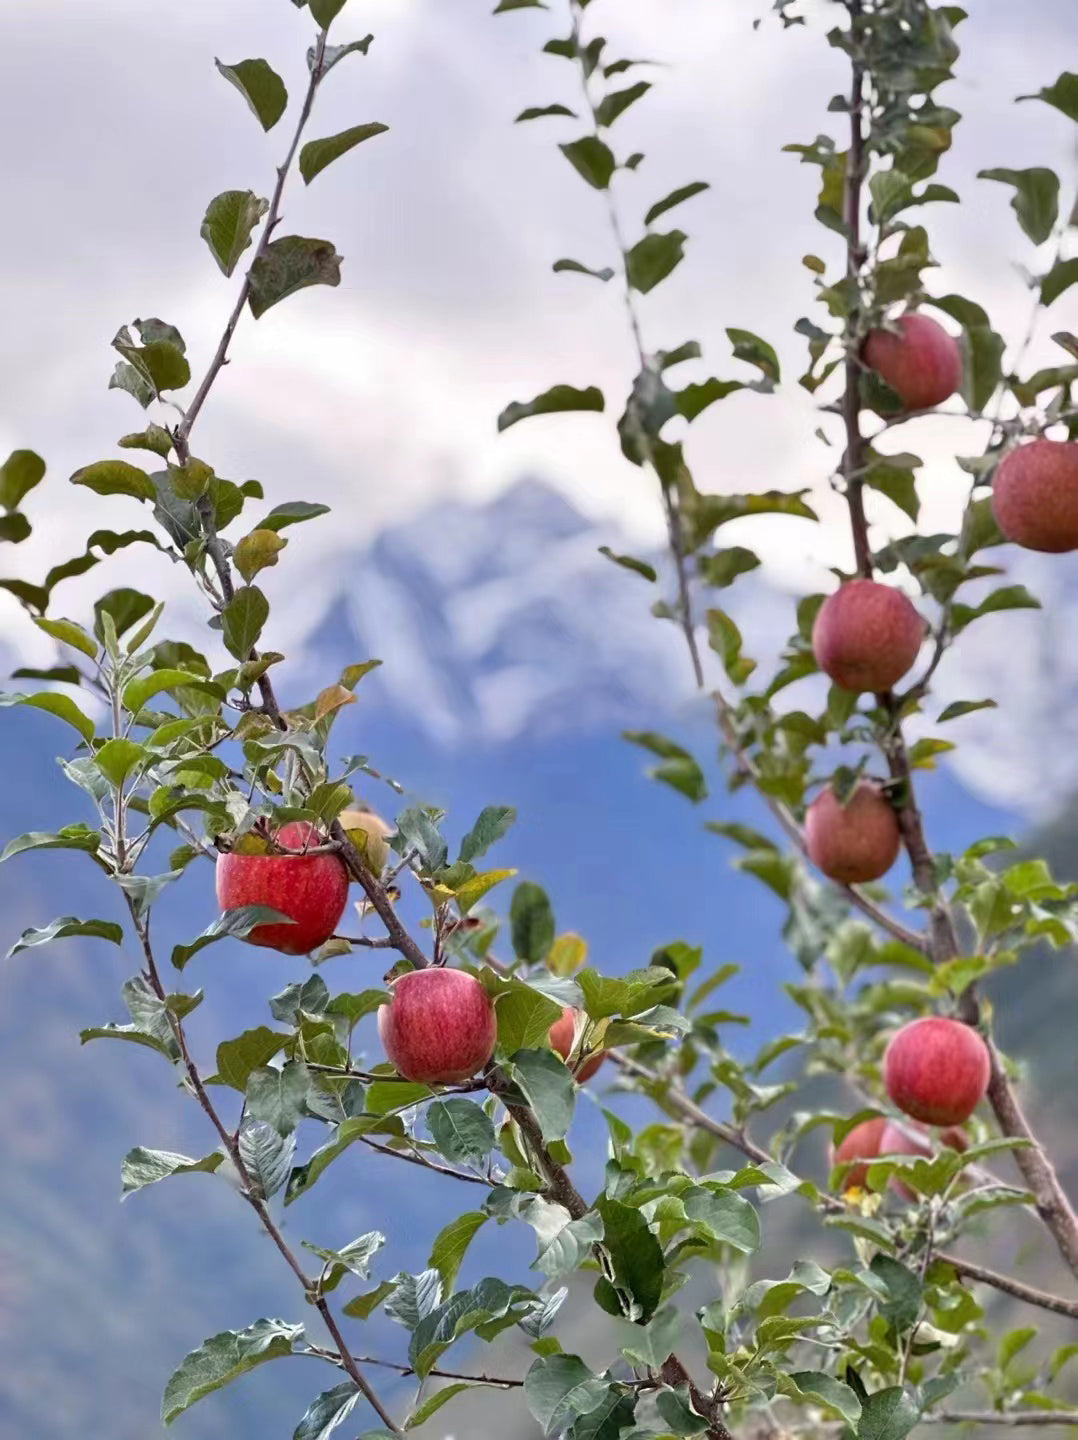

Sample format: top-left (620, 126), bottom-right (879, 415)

top-left (215, 820), bottom-right (349, 955)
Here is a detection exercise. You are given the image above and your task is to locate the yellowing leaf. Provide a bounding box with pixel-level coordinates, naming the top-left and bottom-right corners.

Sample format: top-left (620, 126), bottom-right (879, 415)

top-left (234, 528), bottom-right (287, 583)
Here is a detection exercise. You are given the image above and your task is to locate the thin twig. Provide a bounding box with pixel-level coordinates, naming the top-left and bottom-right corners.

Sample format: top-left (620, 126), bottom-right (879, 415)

top-left (934, 1414), bottom-right (1078, 1429)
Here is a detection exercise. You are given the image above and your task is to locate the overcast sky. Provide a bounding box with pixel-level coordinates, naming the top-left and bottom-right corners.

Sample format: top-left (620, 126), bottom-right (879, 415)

top-left (0, 0), bottom-right (1075, 682)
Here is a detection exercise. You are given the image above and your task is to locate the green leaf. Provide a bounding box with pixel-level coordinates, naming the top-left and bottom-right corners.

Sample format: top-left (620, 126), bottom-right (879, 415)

top-left (517, 103), bottom-right (577, 122)
top-left (951, 584), bottom-right (1040, 633)
top-left (655, 1387), bottom-right (708, 1435)
top-left (248, 237), bottom-right (342, 319)
top-left (594, 1194), bottom-right (664, 1322)
top-left (93, 737), bottom-right (147, 786)
top-left (626, 231), bottom-right (687, 294)
top-left (498, 384), bottom-right (604, 433)
top-left (598, 546), bottom-right (656, 582)
top-left (0, 825), bottom-right (101, 865)
top-left (0, 449), bottom-right (45, 510)
top-left (0, 512), bottom-right (32, 543)
top-left (304, 1231), bottom-right (385, 1291)
top-left (595, 81), bottom-right (650, 127)
top-left (161, 1318), bottom-right (304, 1424)
top-left (234, 528), bottom-right (288, 583)
top-left (118, 425), bottom-right (173, 458)
top-left (222, 585), bottom-right (269, 660)
top-left (870, 1255), bottom-right (922, 1333)
top-left (508, 1048), bottom-right (576, 1141)
top-left (238, 1117), bottom-right (294, 1199)
top-left (858, 1387), bottom-right (918, 1440)
top-left (173, 907), bottom-right (292, 972)
top-left (294, 1382), bottom-right (362, 1440)
top-left (697, 546), bottom-right (760, 588)
top-left (1041, 257), bottom-right (1078, 308)
top-left (71, 459), bottom-right (155, 502)
top-left (215, 58), bottom-right (288, 131)
top-left (6, 915), bottom-right (122, 959)
top-left (342, 1280), bottom-right (396, 1321)
top-left (32, 617), bottom-right (97, 659)
top-left (938, 698), bottom-right (996, 722)
top-left (525, 1354), bottom-right (610, 1435)
top-left (683, 1185), bottom-right (760, 1253)
top-left (200, 190), bottom-right (269, 277)
top-left (727, 327), bottom-right (780, 381)
top-left (112, 321), bottom-right (190, 397)
top-left (317, 37), bottom-right (375, 76)
top-left (458, 805), bottom-right (516, 864)
top-left (788, 1372), bottom-right (862, 1426)
top-left (511, 881), bottom-right (555, 964)
top-left (1018, 71), bottom-right (1078, 122)
top-left (645, 181), bottom-right (709, 227)
top-left (247, 1061), bottom-right (310, 1136)
top-left (215, 1027), bottom-right (289, 1090)
top-left (95, 588), bottom-right (155, 645)
top-left (427, 1098), bottom-right (495, 1165)
top-left (494, 0), bottom-right (548, 9)
top-left (428, 1211), bottom-right (488, 1289)
top-left (300, 123), bottom-right (388, 184)
top-left (257, 500), bottom-right (332, 532)
top-left (978, 167), bottom-right (1060, 245)
top-left (559, 136), bottom-right (616, 189)
top-left (0, 691), bottom-right (95, 744)
top-left (553, 258), bottom-right (615, 282)
top-left (310, 0), bottom-right (348, 24)
top-left (121, 1146), bottom-right (223, 1197)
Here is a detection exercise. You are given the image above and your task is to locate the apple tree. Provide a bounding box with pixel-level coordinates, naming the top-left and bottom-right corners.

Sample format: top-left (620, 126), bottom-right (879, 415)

top-left (1, 1), bottom-right (1077, 1437)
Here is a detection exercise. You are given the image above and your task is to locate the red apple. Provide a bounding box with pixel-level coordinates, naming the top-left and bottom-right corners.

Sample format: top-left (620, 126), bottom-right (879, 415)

top-left (804, 781), bottom-right (901, 884)
top-left (863, 312), bottom-right (962, 411)
top-left (549, 1006), bottom-right (605, 1083)
top-left (812, 580), bottom-right (924, 694)
top-left (215, 820), bottom-right (349, 955)
top-left (830, 1116), bottom-right (889, 1191)
top-left (883, 1016), bottom-right (990, 1126)
top-left (378, 967), bottom-right (497, 1084)
top-left (991, 439), bottom-right (1078, 553)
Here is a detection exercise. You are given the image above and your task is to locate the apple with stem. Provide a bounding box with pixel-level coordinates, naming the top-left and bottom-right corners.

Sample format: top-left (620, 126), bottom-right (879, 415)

top-left (804, 780), bottom-right (901, 884)
top-left (216, 820), bottom-right (349, 955)
top-left (378, 967), bottom-right (497, 1084)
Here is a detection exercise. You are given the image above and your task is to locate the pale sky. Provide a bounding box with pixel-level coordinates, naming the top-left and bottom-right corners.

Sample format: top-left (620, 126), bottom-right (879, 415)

top-left (0, 0), bottom-right (1075, 805)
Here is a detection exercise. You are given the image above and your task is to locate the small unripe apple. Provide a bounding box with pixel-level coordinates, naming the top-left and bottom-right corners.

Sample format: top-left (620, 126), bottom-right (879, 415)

top-left (548, 1006), bottom-right (604, 1083)
top-left (378, 967), bottom-right (497, 1084)
top-left (883, 1016), bottom-right (990, 1125)
top-left (862, 312), bottom-right (962, 411)
top-left (812, 579), bottom-right (924, 694)
top-left (991, 439), bottom-right (1078, 553)
top-left (215, 820), bottom-right (349, 955)
top-left (804, 781), bottom-right (901, 884)
top-left (339, 807), bottom-right (392, 874)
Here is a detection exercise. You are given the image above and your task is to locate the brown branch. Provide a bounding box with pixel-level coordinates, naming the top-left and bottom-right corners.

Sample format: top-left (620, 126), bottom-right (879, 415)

top-left (125, 900), bottom-right (402, 1433)
top-left (308, 1348), bottom-right (525, 1387)
top-left (354, 1133), bottom-right (489, 1186)
top-left (330, 824), bottom-right (431, 969)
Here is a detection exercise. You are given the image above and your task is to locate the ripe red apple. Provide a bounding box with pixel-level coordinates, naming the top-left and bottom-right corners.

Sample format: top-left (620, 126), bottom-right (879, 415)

top-left (883, 1016), bottom-right (990, 1126)
top-left (549, 1006), bottom-right (605, 1083)
top-left (862, 312), bottom-right (962, 411)
top-left (216, 820), bottom-right (349, 955)
top-left (378, 967), bottom-right (497, 1084)
top-left (830, 1116), bottom-right (889, 1191)
top-left (804, 781), bottom-right (901, 884)
top-left (812, 579), bottom-right (924, 694)
top-left (991, 439), bottom-right (1078, 553)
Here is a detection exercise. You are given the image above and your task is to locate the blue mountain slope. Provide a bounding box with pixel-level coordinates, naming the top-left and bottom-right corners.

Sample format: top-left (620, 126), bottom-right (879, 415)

top-left (0, 482), bottom-right (1021, 1438)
